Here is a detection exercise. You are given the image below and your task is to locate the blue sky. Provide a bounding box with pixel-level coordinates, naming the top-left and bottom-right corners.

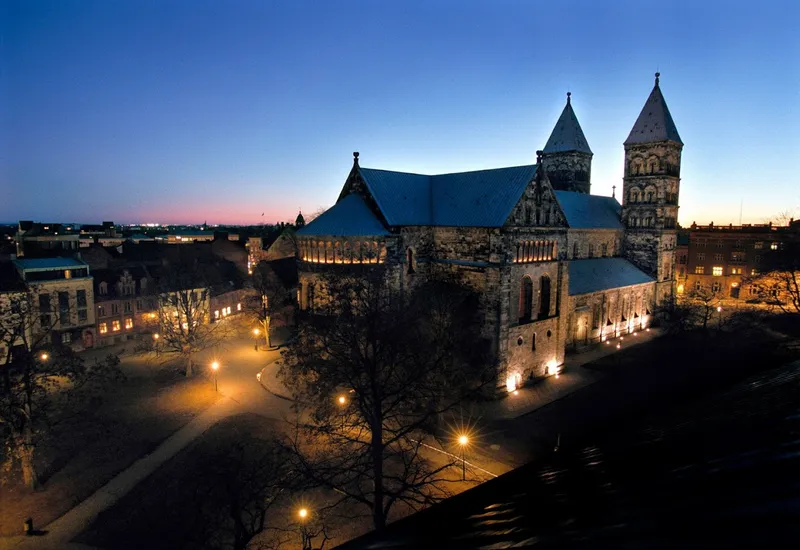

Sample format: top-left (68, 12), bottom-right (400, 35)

top-left (2, 0), bottom-right (798, 225)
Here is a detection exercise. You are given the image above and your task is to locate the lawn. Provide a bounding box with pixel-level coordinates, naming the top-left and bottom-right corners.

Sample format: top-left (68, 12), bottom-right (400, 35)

top-left (0, 351), bottom-right (220, 537)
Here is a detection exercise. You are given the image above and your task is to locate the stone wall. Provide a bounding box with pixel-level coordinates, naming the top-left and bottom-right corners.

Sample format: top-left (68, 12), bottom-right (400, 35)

top-left (541, 150), bottom-right (593, 194)
top-left (567, 229), bottom-right (623, 259)
top-left (566, 281), bottom-right (655, 347)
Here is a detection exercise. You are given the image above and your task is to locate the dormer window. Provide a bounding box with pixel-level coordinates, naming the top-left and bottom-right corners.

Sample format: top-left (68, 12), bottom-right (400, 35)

top-left (99, 281), bottom-right (108, 295)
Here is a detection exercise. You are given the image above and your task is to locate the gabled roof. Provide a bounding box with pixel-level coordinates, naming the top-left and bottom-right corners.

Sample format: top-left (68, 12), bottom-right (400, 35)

top-left (625, 74), bottom-right (683, 145)
top-left (554, 191), bottom-right (623, 229)
top-left (543, 93), bottom-right (592, 154)
top-left (297, 193), bottom-right (389, 237)
top-left (568, 258), bottom-right (654, 295)
top-left (357, 165), bottom-right (539, 228)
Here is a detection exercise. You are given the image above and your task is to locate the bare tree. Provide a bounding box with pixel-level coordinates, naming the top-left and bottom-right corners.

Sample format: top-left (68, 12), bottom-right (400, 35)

top-left (0, 289), bottom-right (121, 489)
top-left (279, 268), bottom-right (494, 531)
top-left (742, 238), bottom-right (800, 314)
top-left (149, 261), bottom-right (229, 377)
top-left (304, 207), bottom-right (329, 223)
top-left (245, 261), bottom-right (295, 350)
top-left (686, 287), bottom-right (723, 332)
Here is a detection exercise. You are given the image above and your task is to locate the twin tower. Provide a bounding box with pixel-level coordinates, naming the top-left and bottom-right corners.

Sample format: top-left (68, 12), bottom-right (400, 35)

top-left (541, 73), bottom-right (683, 295)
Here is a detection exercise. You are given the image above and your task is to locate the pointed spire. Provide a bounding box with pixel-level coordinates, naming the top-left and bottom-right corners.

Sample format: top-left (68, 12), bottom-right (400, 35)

top-left (543, 93), bottom-right (592, 154)
top-left (625, 73), bottom-right (682, 145)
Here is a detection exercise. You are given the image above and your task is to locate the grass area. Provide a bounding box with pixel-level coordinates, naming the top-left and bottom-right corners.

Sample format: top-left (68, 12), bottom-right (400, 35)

top-left (0, 352), bottom-right (220, 537)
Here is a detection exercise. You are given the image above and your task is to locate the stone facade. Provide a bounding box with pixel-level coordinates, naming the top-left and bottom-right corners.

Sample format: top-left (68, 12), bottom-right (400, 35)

top-left (541, 150), bottom-right (592, 194)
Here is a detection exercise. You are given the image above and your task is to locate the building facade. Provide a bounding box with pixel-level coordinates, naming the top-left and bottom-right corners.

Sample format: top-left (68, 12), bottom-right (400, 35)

top-left (296, 75), bottom-right (682, 392)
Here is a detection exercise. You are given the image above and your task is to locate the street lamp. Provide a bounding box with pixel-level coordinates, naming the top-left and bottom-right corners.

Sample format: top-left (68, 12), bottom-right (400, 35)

top-left (40, 352), bottom-right (49, 362)
top-left (298, 507), bottom-right (310, 550)
top-left (253, 328), bottom-right (260, 351)
top-left (337, 395), bottom-right (347, 406)
top-left (211, 361), bottom-right (220, 392)
top-left (458, 434), bottom-right (469, 481)
top-left (153, 333), bottom-right (160, 357)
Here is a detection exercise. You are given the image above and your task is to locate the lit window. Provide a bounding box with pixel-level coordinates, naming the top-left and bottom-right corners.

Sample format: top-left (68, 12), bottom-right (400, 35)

top-left (99, 322), bottom-right (108, 334)
top-left (214, 310), bottom-right (220, 319)
top-left (750, 269), bottom-right (759, 276)
top-left (125, 317), bottom-right (133, 330)
top-left (712, 266), bottom-right (723, 276)
top-left (770, 242), bottom-right (779, 250)
top-left (754, 241), bottom-right (763, 249)
top-left (712, 282), bottom-right (721, 293)
top-left (730, 267), bottom-right (742, 275)
top-left (694, 266), bottom-right (705, 274)
top-left (237, 303), bottom-right (241, 311)
top-left (112, 320), bottom-right (121, 331)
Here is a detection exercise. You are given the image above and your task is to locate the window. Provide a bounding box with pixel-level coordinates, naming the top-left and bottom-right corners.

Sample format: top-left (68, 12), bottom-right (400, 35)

top-left (588, 245), bottom-right (594, 258)
top-left (519, 277), bottom-right (533, 323)
top-left (696, 253), bottom-right (706, 261)
top-left (712, 282), bottom-right (721, 293)
top-left (98, 305), bottom-right (105, 317)
top-left (716, 240), bottom-right (724, 248)
top-left (695, 281), bottom-right (703, 292)
top-left (731, 251), bottom-right (745, 262)
top-left (77, 289), bottom-right (87, 308)
top-left (124, 301), bottom-right (132, 313)
top-left (99, 322), bottom-right (108, 334)
top-left (750, 268), bottom-right (759, 276)
top-left (712, 266), bottom-right (723, 276)
top-left (125, 317), bottom-right (133, 330)
top-left (630, 189), bottom-right (639, 202)
top-left (78, 310), bottom-right (88, 322)
top-left (629, 216), bottom-right (638, 227)
top-left (754, 241), bottom-right (763, 249)
top-left (531, 333), bottom-right (537, 351)
top-left (39, 293), bottom-right (51, 313)
top-left (112, 320), bottom-right (121, 331)
top-left (99, 282), bottom-right (108, 295)
top-left (678, 254), bottom-right (687, 264)
top-left (59, 291), bottom-right (70, 325)
top-left (644, 216), bottom-right (653, 227)
top-left (62, 332), bottom-right (71, 344)
top-left (679, 267), bottom-right (686, 277)
top-left (573, 242), bottom-right (579, 258)
top-left (407, 248), bottom-right (415, 274)
top-left (111, 304), bottom-right (119, 314)
top-left (237, 303), bottom-right (241, 311)
top-left (770, 242), bottom-right (779, 250)
top-left (695, 266), bottom-right (705, 274)
top-left (601, 243), bottom-right (608, 257)
top-left (214, 310), bottom-right (220, 319)
top-left (697, 239), bottom-right (707, 248)
top-left (646, 191), bottom-right (654, 202)
top-left (730, 267), bottom-right (742, 275)
top-left (714, 253), bottom-right (723, 261)
top-left (539, 275), bottom-right (551, 318)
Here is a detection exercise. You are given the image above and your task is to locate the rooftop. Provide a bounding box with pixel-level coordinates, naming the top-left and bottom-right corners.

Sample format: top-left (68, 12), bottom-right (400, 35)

top-left (554, 191), bottom-right (622, 229)
top-left (542, 93), bottom-right (592, 154)
top-left (625, 73), bottom-right (683, 146)
top-left (12, 257), bottom-right (89, 271)
top-left (297, 193), bottom-right (390, 237)
top-left (568, 257), bottom-right (654, 295)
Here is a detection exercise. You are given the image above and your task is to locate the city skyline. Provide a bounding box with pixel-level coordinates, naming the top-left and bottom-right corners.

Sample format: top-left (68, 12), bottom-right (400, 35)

top-left (3, 0), bottom-right (799, 225)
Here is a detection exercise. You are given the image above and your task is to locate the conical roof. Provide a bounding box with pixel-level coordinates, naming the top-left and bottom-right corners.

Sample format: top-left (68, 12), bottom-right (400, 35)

top-left (625, 73), bottom-right (683, 145)
top-left (543, 93), bottom-right (592, 155)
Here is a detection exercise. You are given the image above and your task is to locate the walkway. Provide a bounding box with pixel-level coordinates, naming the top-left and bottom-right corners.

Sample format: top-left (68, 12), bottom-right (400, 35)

top-left (482, 328), bottom-right (661, 420)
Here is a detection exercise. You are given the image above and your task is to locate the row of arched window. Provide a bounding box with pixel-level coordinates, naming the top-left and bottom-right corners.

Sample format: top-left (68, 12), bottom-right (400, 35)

top-left (628, 215), bottom-right (655, 228)
top-left (514, 240), bottom-right (556, 263)
top-left (629, 157), bottom-right (660, 175)
top-left (299, 239), bottom-right (386, 264)
top-left (628, 186), bottom-right (657, 203)
top-left (519, 274), bottom-right (551, 323)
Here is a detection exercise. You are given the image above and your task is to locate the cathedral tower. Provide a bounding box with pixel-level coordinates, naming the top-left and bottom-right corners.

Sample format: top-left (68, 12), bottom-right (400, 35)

top-left (621, 73), bottom-right (683, 301)
top-left (540, 92), bottom-right (593, 194)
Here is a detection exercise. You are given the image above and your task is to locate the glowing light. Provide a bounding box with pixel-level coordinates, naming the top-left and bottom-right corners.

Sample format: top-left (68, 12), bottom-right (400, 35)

top-left (458, 434), bottom-right (469, 446)
top-left (605, 340), bottom-right (610, 345)
top-left (717, 306), bottom-right (722, 312)
top-left (298, 508), bottom-right (308, 520)
top-left (506, 372), bottom-right (520, 393)
top-left (337, 395), bottom-right (347, 406)
top-left (513, 390), bottom-right (519, 395)
top-left (40, 352), bottom-right (49, 361)
top-left (253, 328), bottom-right (260, 336)
top-left (646, 328), bottom-right (651, 332)
top-left (546, 359), bottom-right (559, 376)
top-left (153, 333), bottom-right (159, 340)
top-left (211, 361), bottom-right (220, 371)
top-left (616, 344), bottom-right (621, 349)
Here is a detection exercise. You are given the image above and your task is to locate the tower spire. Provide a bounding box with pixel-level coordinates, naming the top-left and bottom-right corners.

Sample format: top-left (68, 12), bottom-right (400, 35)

top-left (655, 71), bottom-right (660, 86)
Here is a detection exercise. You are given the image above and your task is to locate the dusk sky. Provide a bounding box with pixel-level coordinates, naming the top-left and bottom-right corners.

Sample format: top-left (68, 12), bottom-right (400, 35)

top-left (2, 0), bottom-right (798, 226)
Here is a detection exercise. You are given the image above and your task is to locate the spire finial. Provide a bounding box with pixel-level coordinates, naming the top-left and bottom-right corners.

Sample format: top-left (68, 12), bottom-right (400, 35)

top-left (566, 91), bottom-right (571, 104)
top-left (612, 185), bottom-right (616, 199)
top-left (536, 150), bottom-right (543, 164)
top-left (655, 71), bottom-right (660, 86)
top-left (353, 151), bottom-right (359, 166)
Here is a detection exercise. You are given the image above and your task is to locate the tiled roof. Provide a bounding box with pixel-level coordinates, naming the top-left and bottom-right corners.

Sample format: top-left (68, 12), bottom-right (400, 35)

top-left (543, 95), bottom-right (592, 154)
top-left (297, 193), bottom-right (389, 237)
top-left (554, 191), bottom-right (623, 229)
top-left (625, 76), bottom-right (682, 145)
top-left (358, 165), bottom-right (538, 228)
top-left (12, 257), bottom-right (88, 271)
top-left (568, 258), bottom-right (654, 295)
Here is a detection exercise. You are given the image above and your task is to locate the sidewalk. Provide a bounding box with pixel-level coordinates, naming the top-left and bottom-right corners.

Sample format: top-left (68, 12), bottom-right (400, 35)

top-left (4, 397), bottom-right (240, 550)
top-left (482, 328), bottom-right (662, 420)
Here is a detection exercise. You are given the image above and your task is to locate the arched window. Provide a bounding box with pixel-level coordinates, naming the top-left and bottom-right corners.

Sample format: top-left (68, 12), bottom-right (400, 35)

top-left (588, 244), bottom-right (595, 258)
top-left (407, 248), bottom-right (415, 274)
top-left (519, 277), bottom-right (533, 323)
top-left (646, 189), bottom-right (655, 202)
top-left (573, 242), bottom-right (579, 259)
top-left (601, 243), bottom-right (608, 257)
top-left (344, 241), bottom-right (351, 263)
top-left (629, 216), bottom-right (638, 228)
top-left (379, 242), bottom-right (386, 263)
top-left (334, 242), bottom-right (342, 263)
top-left (515, 242), bottom-right (521, 263)
top-left (645, 216), bottom-right (653, 227)
top-left (354, 241), bottom-right (361, 263)
top-left (630, 189), bottom-right (639, 203)
top-left (539, 275), bottom-right (551, 318)
top-left (531, 332), bottom-right (537, 351)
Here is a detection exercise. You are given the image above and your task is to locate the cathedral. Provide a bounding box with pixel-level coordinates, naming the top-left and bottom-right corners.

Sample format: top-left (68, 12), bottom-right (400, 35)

top-left (296, 74), bottom-right (682, 392)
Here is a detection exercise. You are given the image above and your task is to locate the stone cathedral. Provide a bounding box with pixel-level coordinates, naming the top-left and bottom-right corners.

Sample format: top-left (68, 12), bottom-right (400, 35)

top-left (296, 74), bottom-right (682, 392)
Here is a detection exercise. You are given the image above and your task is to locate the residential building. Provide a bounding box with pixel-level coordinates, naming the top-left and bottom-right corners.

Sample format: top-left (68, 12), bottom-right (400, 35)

top-left (93, 266), bottom-right (156, 347)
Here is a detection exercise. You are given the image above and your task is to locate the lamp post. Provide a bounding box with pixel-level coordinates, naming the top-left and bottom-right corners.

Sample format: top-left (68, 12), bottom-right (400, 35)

top-left (39, 352), bottom-right (49, 362)
top-left (211, 361), bottom-right (219, 392)
top-left (253, 328), bottom-right (260, 351)
top-left (458, 434), bottom-right (469, 481)
top-left (717, 305), bottom-right (723, 331)
top-left (336, 394), bottom-right (347, 430)
top-left (153, 333), bottom-right (160, 358)
top-left (298, 507), bottom-right (310, 550)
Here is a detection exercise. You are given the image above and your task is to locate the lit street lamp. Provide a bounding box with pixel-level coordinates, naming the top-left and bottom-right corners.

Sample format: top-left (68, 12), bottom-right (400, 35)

top-left (253, 328), bottom-right (260, 351)
top-left (211, 361), bottom-right (220, 392)
top-left (40, 352), bottom-right (49, 362)
top-left (458, 434), bottom-right (469, 481)
top-left (298, 507), bottom-right (311, 550)
top-left (153, 333), bottom-right (160, 357)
